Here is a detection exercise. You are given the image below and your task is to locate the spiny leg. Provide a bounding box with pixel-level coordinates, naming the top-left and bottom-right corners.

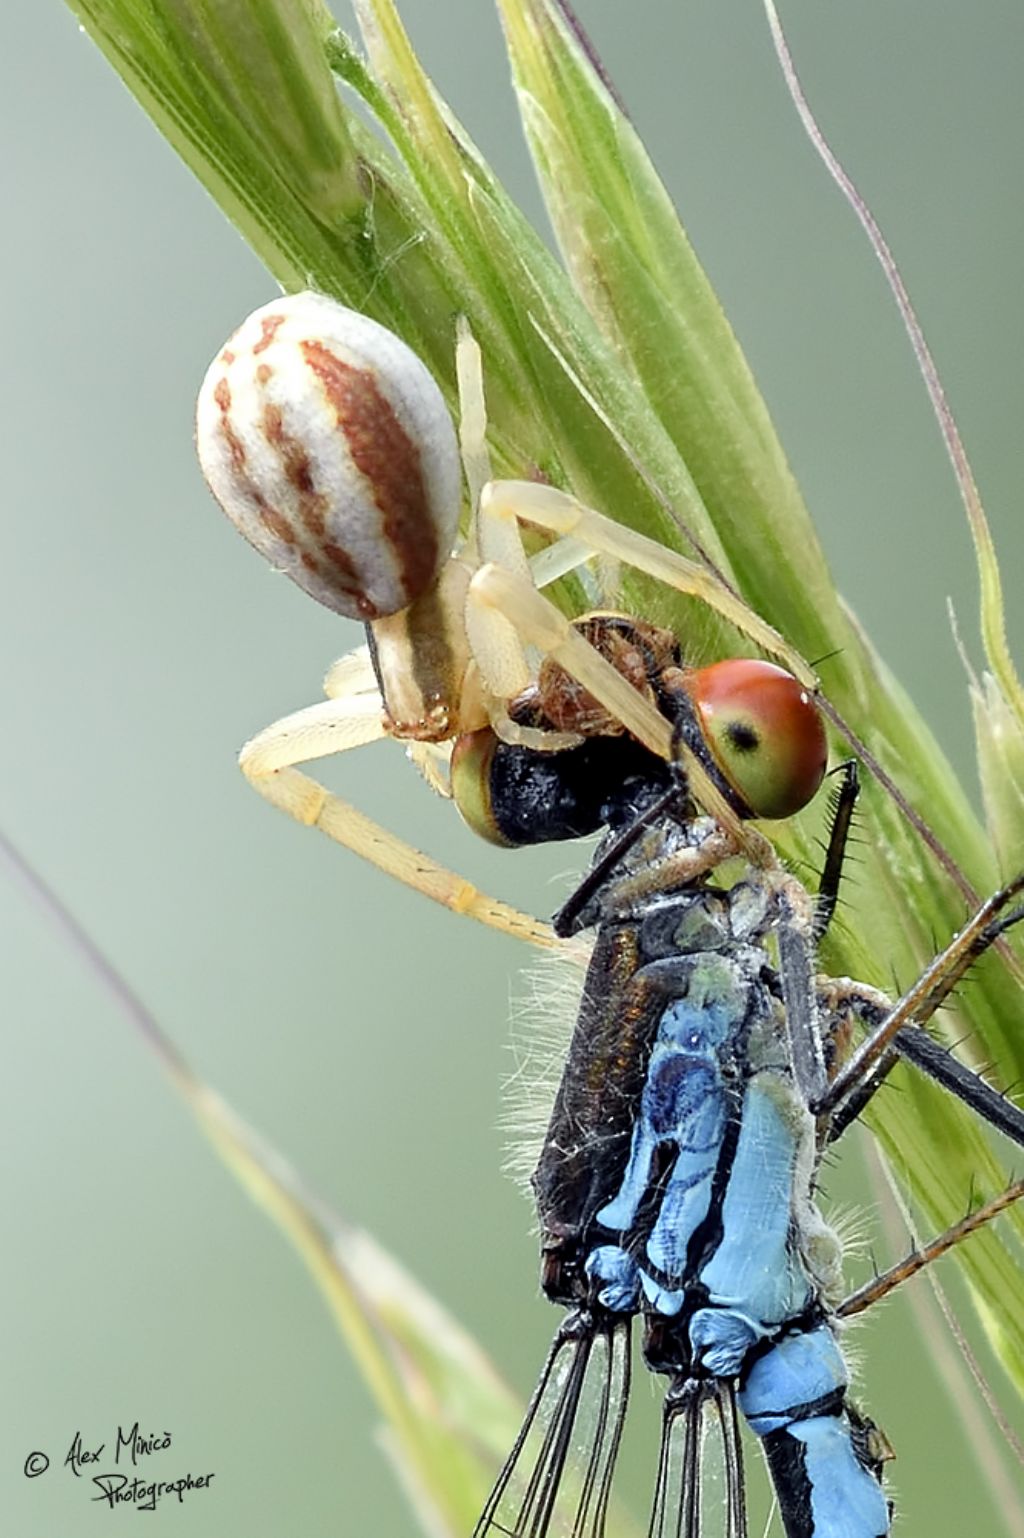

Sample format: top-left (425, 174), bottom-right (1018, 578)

top-left (775, 879), bottom-right (830, 1110)
top-left (813, 759), bottom-right (860, 940)
top-left (819, 966), bottom-right (1024, 1321)
top-left (555, 814), bottom-right (737, 940)
top-left (838, 1177), bottom-right (1024, 1318)
top-left (816, 873), bottom-right (1024, 1117)
top-left (819, 978), bottom-right (1024, 1148)
top-left (776, 768), bottom-right (893, 1105)
top-left (889, 1023), bottom-right (1024, 1148)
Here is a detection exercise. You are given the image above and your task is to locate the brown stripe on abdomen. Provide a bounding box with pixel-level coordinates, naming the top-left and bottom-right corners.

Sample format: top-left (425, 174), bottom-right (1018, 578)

top-left (301, 340), bottom-right (438, 607)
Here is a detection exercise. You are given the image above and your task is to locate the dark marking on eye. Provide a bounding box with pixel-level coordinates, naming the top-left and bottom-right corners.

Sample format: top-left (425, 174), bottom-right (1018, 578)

top-left (725, 721), bottom-right (760, 755)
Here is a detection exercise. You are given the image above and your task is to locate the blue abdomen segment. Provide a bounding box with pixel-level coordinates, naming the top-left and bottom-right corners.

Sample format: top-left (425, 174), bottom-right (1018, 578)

top-left (689, 1075), bottom-right (811, 1372)
top-left (740, 1327), bottom-right (890, 1538)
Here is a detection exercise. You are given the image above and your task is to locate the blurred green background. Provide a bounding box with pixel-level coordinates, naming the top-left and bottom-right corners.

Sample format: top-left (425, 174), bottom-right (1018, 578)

top-left (3, 2), bottom-right (1022, 1534)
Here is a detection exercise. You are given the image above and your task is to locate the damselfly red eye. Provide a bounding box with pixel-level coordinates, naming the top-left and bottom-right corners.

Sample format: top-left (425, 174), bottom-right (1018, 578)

top-left (684, 659), bottom-right (827, 819)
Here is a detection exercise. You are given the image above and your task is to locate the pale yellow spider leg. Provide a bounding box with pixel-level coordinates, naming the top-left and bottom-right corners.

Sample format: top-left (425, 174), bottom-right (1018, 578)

top-left (527, 535), bottom-right (600, 591)
top-left (406, 739), bottom-right (454, 800)
top-left (322, 644), bottom-right (377, 700)
top-left (452, 319), bottom-right (541, 713)
top-left (455, 316), bottom-right (493, 517)
top-left (239, 687), bottom-right (558, 950)
top-left (241, 694), bottom-right (388, 775)
top-left (482, 480), bottom-right (818, 691)
top-left (468, 562), bottom-right (776, 869)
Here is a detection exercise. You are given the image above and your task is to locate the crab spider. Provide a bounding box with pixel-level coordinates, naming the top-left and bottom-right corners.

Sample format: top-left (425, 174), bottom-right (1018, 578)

top-left (196, 293), bottom-right (821, 943)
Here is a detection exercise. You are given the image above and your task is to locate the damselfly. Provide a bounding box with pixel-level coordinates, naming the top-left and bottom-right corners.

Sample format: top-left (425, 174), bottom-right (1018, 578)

top-left (462, 631), bottom-right (1024, 1536)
